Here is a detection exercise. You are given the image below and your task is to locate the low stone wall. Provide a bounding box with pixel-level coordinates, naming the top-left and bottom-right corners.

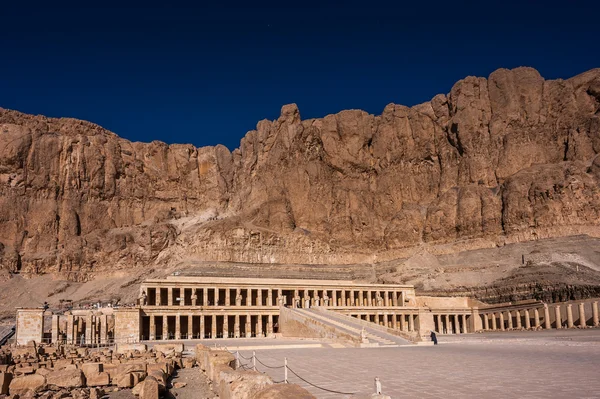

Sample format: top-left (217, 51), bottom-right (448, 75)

top-left (279, 307), bottom-right (360, 346)
top-left (195, 344), bottom-right (315, 399)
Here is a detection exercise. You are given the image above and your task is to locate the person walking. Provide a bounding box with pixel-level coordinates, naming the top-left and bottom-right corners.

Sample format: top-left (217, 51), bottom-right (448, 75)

top-left (430, 330), bottom-right (438, 345)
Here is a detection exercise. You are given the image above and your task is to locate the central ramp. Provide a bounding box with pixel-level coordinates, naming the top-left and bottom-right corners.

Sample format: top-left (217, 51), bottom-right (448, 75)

top-left (281, 307), bottom-right (414, 347)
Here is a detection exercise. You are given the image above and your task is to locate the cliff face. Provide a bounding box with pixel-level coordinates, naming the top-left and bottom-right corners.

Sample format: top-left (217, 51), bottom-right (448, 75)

top-left (1, 67), bottom-right (600, 280)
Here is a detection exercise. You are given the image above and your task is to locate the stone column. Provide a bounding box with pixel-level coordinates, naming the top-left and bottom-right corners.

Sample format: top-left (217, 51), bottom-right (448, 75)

top-left (567, 304), bottom-right (574, 328)
top-left (149, 315), bottom-right (156, 340)
top-left (384, 292), bottom-right (390, 307)
top-left (483, 314), bottom-right (489, 330)
top-left (66, 314), bottom-right (75, 344)
top-left (544, 305), bottom-right (552, 329)
top-left (257, 316), bottom-right (263, 337)
top-left (223, 315), bottom-right (229, 338)
top-left (247, 289), bottom-right (252, 306)
top-left (168, 288), bottom-right (173, 306)
top-left (443, 314), bottom-right (449, 333)
top-left (350, 290), bottom-right (355, 306)
top-left (358, 290), bottom-right (363, 306)
top-left (461, 314), bottom-right (467, 333)
top-left (332, 290), bottom-right (337, 308)
top-left (408, 314), bottom-right (415, 332)
top-left (268, 314), bottom-right (273, 335)
top-left (592, 301), bottom-right (599, 327)
top-left (100, 314), bottom-right (108, 344)
top-left (454, 314), bottom-right (461, 334)
top-left (267, 289), bottom-right (273, 307)
top-left (392, 313), bottom-right (397, 329)
top-left (491, 313), bottom-right (497, 331)
top-left (192, 290), bottom-right (197, 306)
top-left (392, 291), bottom-right (398, 307)
top-left (499, 312), bottom-right (505, 331)
top-left (513, 310), bottom-right (520, 329)
top-left (245, 316), bottom-right (252, 338)
top-left (368, 291), bottom-right (373, 306)
top-left (554, 306), bottom-right (562, 329)
top-left (400, 314), bottom-right (406, 331)
top-left (175, 315), bottom-right (181, 339)
top-left (225, 289), bottom-right (231, 307)
top-left (524, 309), bottom-right (531, 329)
top-left (578, 303), bottom-right (586, 328)
top-left (85, 314), bottom-right (93, 344)
top-left (203, 290), bottom-right (208, 307)
top-left (234, 315), bottom-right (240, 338)
top-left (507, 311), bottom-right (513, 329)
top-left (215, 288), bottom-right (220, 306)
top-left (188, 315), bottom-right (193, 339)
top-left (211, 315), bottom-right (217, 338)
top-left (257, 289), bottom-right (263, 307)
top-left (163, 316), bottom-right (169, 340)
top-left (200, 316), bottom-right (205, 339)
top-left (50, 315), bottom-right (59, 344)
top-left (341, 290), bottom-right (346, 306)
top-left (534, 308), bottom-right (540, 328)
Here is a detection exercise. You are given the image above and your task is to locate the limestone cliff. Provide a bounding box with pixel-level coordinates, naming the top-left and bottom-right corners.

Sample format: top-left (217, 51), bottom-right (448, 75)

top-left (1, 67), bottom-right (600, 282)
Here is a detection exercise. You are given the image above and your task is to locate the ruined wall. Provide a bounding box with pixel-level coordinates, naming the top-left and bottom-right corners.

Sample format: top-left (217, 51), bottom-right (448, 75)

top-left (15, 309), bottom-right (44, 345)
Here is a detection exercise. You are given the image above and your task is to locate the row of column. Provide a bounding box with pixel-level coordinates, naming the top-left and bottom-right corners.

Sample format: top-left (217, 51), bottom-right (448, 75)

top-left (59, 314), bottom-right (109, 345)
top-left (351, 313), bottom-right (416, 332)
top-left (434, 314), bottom-right (469, 334)
top-left (292, 289), bottom-right (406, 308)
top-left (481, 302), bottom-right (600, 331)
top-left (146, 314), bottom-right (276, 340)
top-left (144, 286), bottom-right (408, 308)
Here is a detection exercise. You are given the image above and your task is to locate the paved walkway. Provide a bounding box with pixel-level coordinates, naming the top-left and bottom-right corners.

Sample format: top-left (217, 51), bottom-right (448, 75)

top-left (237, 329), bottom-right (600, 398)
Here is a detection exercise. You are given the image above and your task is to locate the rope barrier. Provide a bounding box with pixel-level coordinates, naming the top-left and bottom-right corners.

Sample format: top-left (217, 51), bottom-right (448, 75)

top-left (216, 347), bottom-right (360, 395)
top-left (255, 357), bottom-right (286, 369)
top-left (287, 366), bottom-right (358, 395)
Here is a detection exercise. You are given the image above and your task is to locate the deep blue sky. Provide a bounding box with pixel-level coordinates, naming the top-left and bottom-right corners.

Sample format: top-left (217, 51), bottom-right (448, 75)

top-left (1, 1), bottom-right (599, 150)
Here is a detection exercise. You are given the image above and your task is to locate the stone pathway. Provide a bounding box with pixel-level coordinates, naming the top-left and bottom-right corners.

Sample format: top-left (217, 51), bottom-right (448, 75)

top-left (239, 329), bottom-right (600, 398)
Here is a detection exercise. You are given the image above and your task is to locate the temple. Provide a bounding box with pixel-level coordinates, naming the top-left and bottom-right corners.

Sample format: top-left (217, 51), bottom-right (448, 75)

top-left (14, 276), bottom-right (600, 346)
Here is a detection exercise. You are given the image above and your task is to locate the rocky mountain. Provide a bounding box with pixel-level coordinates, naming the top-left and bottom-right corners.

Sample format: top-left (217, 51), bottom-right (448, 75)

top-left (1, 66), bottom-right (600, 290)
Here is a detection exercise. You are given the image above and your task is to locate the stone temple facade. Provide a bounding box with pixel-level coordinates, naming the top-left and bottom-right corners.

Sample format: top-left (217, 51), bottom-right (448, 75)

top-left (15, 276), bottom-right (600, 346)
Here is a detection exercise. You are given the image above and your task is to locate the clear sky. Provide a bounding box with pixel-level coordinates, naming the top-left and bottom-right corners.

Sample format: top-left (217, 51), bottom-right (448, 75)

top-left (1, 1), bottom-right (599, 150)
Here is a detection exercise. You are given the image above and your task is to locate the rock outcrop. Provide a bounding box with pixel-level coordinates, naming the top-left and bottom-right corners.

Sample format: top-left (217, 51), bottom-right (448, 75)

top-left (1, 67), bottom-right (600, 281)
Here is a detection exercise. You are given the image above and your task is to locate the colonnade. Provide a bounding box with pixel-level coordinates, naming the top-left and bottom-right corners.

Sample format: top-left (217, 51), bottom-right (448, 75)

top-left (55, 313), bottom-right (113, 345)
top-left (480, 301), bottom-right (600, 331)
top-left (433, 313), bottom-right (470, 334)
top-left (141, 313), bottom-right (278, 340)
top-left (349, 312), bottom-right (417, 332)
top-left (142, 285), bottom-right (409, 308)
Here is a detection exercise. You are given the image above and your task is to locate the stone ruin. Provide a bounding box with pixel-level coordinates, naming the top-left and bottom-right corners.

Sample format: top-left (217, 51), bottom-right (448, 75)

top-left (0, 340), bottom-right (315, 399)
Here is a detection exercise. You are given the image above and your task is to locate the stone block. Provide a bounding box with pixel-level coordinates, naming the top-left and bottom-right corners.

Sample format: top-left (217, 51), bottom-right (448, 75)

top-left (182, 357), bottom-right (196, 368)
top-left (218, 369), bottom-right (273, 399)
top-left (117, 362), bottom-right (146, 375)
top-left (116, 343), bottom-right (147, 354)
top-left (8, 374), bottom-right (46, 395)
top-left (139, 378), bottom-right (159, 399)
top-left (117, 372), bottom-right (134, 388)
top-left (52, 359), bottom-right (73, 370)
top-left (80, 363), bottom-right (102, 378)
top-left (0, 372), bottom-right (13, 395)
top-left (131, 371), bottom-right (146, 385)
top-left (253, 384), bottom-right (316, 399)
top-left (46, 369), bottom-right (85, 388)
top-left (86, 372), bottom-right (110, 387)
top-left (153, 344), bottom-right (183, 356)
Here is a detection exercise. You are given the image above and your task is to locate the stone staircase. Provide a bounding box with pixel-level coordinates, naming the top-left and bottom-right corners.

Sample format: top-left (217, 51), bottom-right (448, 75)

top-left (295, 308), bottom-right (412, 347)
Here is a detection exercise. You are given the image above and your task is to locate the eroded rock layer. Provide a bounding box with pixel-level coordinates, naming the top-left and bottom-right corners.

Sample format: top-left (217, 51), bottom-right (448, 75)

top-left (1, 67), bottom-right (600, 281)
